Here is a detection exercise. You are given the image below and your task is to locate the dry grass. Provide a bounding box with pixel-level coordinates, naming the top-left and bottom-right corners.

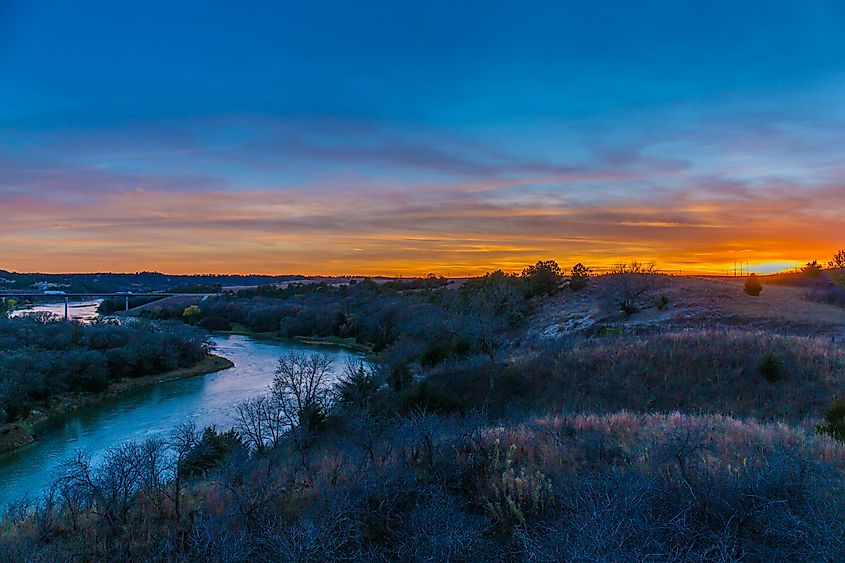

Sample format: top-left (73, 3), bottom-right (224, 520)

top-left (532, 275), bottom-right (845, 340)
top-left (512, 329), bottom-right (845, 422)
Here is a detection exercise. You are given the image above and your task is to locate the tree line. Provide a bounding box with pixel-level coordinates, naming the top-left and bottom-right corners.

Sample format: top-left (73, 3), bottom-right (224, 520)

top-left (0, 316), bottom-right (212, 425)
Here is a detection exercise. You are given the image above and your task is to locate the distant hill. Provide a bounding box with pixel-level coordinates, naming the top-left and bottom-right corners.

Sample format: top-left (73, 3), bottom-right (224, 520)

top-left (0, 270), bottom-right (306, 293)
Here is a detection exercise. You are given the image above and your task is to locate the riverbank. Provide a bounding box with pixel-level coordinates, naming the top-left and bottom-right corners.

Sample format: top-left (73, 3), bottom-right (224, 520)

top-left (0, 354), bottom-right (233, 455)
top-left (216, 325), bottom-right (372, 353)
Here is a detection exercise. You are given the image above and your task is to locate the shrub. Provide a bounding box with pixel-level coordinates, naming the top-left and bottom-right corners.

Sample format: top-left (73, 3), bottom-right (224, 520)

top-left (300, 402), bottom-right (328, 433)
top-left (760, 352), bottom-right (782, 382)
top-left (569, 263), bottom-right (591, 291)
top-left (420, 338), bottom-right (470, 367)
top-left (619, 299), bottom-right (639, 318)
top-left (817, 399), bottom-right (845, 442)
top-left (601, 269), bottom-right (668, 317)
top-left (182, 305), bottom-right (202, 324)
top-left (744, 274), bottom-right (763, 296)
top-left (399, 379), bottom-right (457, 414)
top-left (802, 261), bottom-right (824, 278)
top-left (180, 426), bottom-right (245, 478)
top-left (336, 360), bottom-right (378, 409)
top-left (388, 361), bottom-right (412, 392)
top-left (199, 315), bottom-right (233, 331)
top-left (483, 439), bottom-right (555, 531)
top-left (657, 295), bottom-right (669, 310)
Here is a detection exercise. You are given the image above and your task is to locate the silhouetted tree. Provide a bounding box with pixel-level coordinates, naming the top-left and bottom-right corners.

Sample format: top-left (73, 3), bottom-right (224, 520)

top-left (801, 261), bottom-right (823, 278)
top-left (569, 263), bottom-right (592, 291)
top-left (829, 250), bottom-right (845, 286)
top-left (521, 260), bottom-right (562, 297)
top-left (271, 352), bottom-right (333, 432)
top-left (335, 358), bottom-right (378, 410)
top-left (235, 395), bottom-right (285, 454)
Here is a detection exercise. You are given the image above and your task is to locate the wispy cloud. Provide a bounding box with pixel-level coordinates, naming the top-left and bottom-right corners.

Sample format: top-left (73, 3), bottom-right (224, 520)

top-left (2, 102), bottom-right (845, 275)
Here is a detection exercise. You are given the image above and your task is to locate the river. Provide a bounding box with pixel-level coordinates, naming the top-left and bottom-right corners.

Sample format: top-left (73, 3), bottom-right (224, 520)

top-left (10, 299), bottom-right (103, 322)
top-left (0, 302), bottom-right (359, 507)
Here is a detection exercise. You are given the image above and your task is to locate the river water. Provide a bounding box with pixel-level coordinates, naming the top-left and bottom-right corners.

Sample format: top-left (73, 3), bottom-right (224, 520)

top-left (0, 303), bottom-right (358, 507)
top-left (10, 299), bottom-right (103, 322)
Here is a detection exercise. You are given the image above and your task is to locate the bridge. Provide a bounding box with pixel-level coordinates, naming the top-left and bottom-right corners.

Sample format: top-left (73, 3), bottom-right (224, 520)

top-left (0, 292), bottom-right (216, 319)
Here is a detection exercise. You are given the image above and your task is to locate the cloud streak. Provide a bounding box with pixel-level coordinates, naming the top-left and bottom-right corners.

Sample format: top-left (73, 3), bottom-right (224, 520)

top-left (3, 99), bottom-right (845, 275)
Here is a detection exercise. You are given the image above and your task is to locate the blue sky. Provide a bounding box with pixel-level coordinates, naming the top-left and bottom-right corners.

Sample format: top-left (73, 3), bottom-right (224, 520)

top-left (2, 1), bottom-right (844, 274)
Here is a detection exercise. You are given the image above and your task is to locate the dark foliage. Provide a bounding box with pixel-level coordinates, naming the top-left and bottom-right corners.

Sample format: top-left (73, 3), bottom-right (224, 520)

top-left (97, 295), bottom-right (163, 314)
top-left (4, 411), bottom-right (844, 561)
top-left (759, 351), bottom-right (782, 382)
top-left (137, 261), bottom-right (549, 371)
top-left (181, 426), bottom-right (246, 479)
top-left (818, 399), bottom-right (845, 442)
top-left (521, 260), bottom-right (563, 298)
top-left (802, 261), bottom-right (824, 278)
top-left (569, 262), bottom-right (591, 291)
top-left (0, 316), bottom-right (211, 424)
top-left (167, 283), bottom-right (223, 294)
top-left (744, 273), bottom-right (763, 296)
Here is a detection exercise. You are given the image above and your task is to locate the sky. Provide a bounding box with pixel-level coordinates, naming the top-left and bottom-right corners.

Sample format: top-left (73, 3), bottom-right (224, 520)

top-left (1, 0), bottom-right (845, 276)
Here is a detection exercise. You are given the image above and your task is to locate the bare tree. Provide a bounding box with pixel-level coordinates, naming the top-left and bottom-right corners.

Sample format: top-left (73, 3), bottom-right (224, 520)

top-left (601, 261), bottom-right (667, 318)
top-left (235, 394), bottom-right (285, 454)
top-left (166, 420), bottom-right (199, 522)
top-left (609, 260), bottom-right (658, 274)
top-left (270, 352), bottom-right (334, 430)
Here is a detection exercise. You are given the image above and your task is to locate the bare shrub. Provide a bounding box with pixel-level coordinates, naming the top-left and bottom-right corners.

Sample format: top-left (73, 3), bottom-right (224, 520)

top-left (600, 262), bottom-right (667, 317)
top-left (609, 260), bottom-right (658, 275)
top-left (393, 487), bottom-right (490, 561)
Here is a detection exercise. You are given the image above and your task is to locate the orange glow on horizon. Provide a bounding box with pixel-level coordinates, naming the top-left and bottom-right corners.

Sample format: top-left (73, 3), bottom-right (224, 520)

top-left (2, 185), bottom-right (842, 278)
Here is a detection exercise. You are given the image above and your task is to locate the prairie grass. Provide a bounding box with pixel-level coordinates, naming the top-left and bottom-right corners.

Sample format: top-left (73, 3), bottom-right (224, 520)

top-left (487, 329), bottom-right (845, 422)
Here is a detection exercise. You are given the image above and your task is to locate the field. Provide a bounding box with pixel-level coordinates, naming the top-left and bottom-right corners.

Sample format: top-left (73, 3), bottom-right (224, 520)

top-left (533, 275), bottom-right (845, 339)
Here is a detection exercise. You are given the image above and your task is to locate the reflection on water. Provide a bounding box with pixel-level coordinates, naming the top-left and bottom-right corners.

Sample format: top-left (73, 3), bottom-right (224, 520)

top-left (11, 299), bottom-right (103, 322)
top-left (0, 334), bottom-right (357, 507)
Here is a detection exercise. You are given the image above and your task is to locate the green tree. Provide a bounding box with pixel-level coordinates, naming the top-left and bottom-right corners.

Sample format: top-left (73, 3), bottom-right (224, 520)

top-left (182, 305), bottom-right (202, 324)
